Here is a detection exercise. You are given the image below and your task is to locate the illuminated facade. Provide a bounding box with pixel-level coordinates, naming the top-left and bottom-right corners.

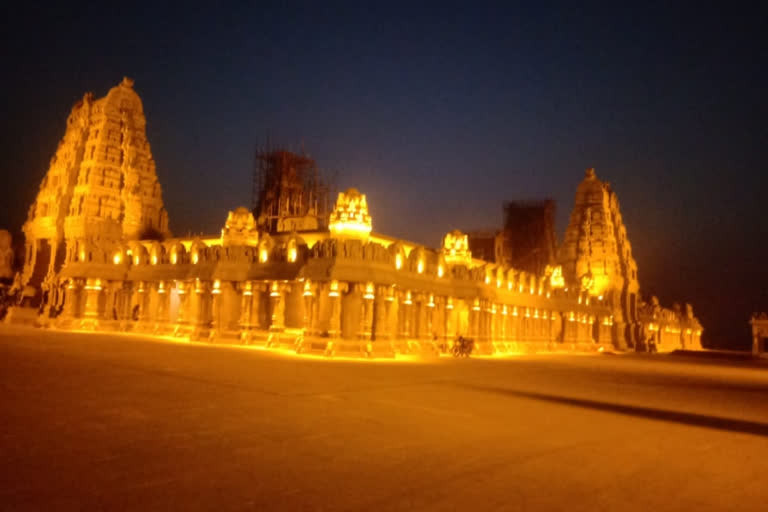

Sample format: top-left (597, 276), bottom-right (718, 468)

top-left (8, 79), bottom-right (703, 356)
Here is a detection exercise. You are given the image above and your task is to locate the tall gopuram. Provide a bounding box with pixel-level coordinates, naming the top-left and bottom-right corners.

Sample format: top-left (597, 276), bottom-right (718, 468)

top-left (20, 77), bottom-right (168, 305)
top-left (558, 168), bottom-right (640, 349)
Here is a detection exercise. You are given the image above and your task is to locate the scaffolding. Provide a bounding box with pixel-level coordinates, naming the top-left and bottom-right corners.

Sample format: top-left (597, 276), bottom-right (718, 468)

top-left (252, 145), bottom-right (331, 233)
top-left (500, 199), bottom-right (557, 275)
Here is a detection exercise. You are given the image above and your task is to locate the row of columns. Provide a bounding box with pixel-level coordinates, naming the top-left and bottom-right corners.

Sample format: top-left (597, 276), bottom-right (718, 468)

top-left (60, 278), bottom-right (607, 347)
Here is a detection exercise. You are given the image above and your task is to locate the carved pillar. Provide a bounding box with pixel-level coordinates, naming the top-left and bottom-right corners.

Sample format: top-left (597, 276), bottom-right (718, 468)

top-left (302, 284), bottom-right (316, 334)
top-left (136, 281), bottom-right (151, 323)
top-left (61, 279), bottom-right (81, 320)
top-left (191, 279), bottom-right (212, 339)
top-left (328, 282), bottom-right (342, 338)
top-left (400, 291), bottom-right (412, 339)
top-left (268, 282), bottom-right (286, 333)
top-left (174, 281), bottom-right (190, 334)
top-left (155, 281), bottom-right (169, 330)
top-left (373, 286), bottom-right (389, 341)
top-left (359, 284), bottom-right (374, 340)
top-left (80, 278), bottom-right (102, 329)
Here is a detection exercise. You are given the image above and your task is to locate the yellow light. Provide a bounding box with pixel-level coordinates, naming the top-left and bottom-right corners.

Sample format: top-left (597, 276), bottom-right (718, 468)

top-left (513, 306), bottom-right (518, 317)
top-left (598, 295), bottom-right (603, 301)
top-left (303, 280), bottom-right (313, 297)
top-left (158, 281), bottom-right (166, 294)
top-left (329, 221), bottom-right (373, 237)
top-left (134, 254), bottom-right (140, 265)
top-left (259, 248), bottom-right (268, 263)
top-left (270, 282), bottom-right (280, 297)
top-left (171, 252), bottom-right (178, 264)
top-left (329, 280), bottom-right (339, 298)
top-left (287, 246), bottom-right (297, 263)
top-left (395, 253), bottom-right (403, 270)
top-left (404, 291), bottom-right (413, 305)
top-left (151, 254), bottom-right (158, 265)
top-left (502, 305), bottom-right (508, 316)
top-left (427, 294), bottom-right (435, 308)
top-left (497, 279), bottom-right (502, 288)
top-left (485, 275), bottom-right (491, 285)
top-left (446, 297), bottom-right (454, 310)
top-left (79, 250), bottom-right (86, 262)
top-left (472, 298), bottom-right (480, 311)
top-left (417, 260), bottom-right (424, 274)
top-left (518, 284), bottom-right (523, 293)
top-left (525, 308), bottom-right (531, 318)
top-left (548, 265), bottom-right (565, 288)
top-left (437, 265), bottom-right (444, 278)
top-left (364, 282), bottom-right (375, 300)
top-left (212, 279), bottom-right (221, 295)
top-left (191, 252), bottom-right (199, 264)
top-left (113, 253), bottom-right (121, 264)
top-left (507, 282), bottom-right (512, 290)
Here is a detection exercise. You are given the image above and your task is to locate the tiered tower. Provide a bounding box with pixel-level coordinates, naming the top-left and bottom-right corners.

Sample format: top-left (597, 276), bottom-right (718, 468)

top-left (21, 77), bottom-right (168, 298)
top-left (558, 168), bottom-right (640, 348)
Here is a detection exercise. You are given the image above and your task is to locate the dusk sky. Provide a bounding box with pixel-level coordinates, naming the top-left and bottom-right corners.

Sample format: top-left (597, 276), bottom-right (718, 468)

top-left (2, 3), bottom-right (766, 347)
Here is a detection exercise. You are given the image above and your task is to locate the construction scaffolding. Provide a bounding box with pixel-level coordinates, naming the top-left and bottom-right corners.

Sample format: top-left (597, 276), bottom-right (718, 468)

top-left (499, 199), bottom-right (557, 275)
top-left (252, 145), bottom-right (331, 233)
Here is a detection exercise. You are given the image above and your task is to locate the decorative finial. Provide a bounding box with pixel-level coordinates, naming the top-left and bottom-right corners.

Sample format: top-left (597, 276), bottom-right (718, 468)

top-left (585, 167), bottom-right (596, 179)
top-left (121, 77), bottom-right (135, 88)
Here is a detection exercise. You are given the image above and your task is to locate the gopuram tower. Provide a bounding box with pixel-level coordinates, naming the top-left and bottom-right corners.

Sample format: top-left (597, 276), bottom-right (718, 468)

top-left (21, 77), bottom-right (168, 302)
top-left (558, 168), bottom-right (641, 349)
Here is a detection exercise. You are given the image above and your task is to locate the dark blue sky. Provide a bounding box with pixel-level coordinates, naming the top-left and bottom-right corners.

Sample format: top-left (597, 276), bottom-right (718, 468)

top-left (2, 2), bottom-right (766, 347)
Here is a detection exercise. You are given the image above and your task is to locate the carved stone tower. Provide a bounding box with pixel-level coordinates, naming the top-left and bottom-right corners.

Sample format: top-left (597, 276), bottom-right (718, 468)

top-left (559, 168), bottom-right (640, 348)
top-left (21, 77), bottom-right (168, 297)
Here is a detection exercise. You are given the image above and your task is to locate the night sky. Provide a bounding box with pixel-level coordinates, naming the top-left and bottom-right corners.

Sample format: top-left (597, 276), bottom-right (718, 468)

top-left (2, 3), bottom-right (766, 348)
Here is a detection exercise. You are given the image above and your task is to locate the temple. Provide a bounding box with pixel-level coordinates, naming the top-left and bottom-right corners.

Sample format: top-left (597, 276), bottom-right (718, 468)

top-left (5, 79), bottom-right (703, 356)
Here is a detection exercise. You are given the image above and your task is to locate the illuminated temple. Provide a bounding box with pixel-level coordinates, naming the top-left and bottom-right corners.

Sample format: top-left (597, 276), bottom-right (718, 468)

top-left (9, 79), bottom-right (703, 356)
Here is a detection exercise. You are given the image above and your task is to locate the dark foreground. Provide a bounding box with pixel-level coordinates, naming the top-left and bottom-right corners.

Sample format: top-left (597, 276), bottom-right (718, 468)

top-left (1, 326), bottom-right (767, 511)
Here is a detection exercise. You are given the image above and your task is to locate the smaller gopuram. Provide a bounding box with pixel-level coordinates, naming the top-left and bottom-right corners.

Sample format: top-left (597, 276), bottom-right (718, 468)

top-left (558, 168), bottom-right (641, 349)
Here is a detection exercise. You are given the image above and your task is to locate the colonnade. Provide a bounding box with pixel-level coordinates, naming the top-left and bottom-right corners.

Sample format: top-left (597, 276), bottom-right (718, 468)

top-left (57, 276), bottom-right (614, 356)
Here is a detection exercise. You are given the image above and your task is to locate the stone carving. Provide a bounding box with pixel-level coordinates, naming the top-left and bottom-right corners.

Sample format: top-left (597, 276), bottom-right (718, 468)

top-left (442, 230), bottom-right (472, 266)
top-left (328, 188), bottom-right (372, 239)
top-left (222, 207), bottom-right (259, 247)
top-left (21, 78), bottom-right (169, 294)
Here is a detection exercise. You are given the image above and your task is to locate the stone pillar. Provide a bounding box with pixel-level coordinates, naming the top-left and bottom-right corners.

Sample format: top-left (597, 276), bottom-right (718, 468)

top-left (359, 287), bottom-right (374, 340)
top-left (155, 281), bottom-right (170, 332)
top-left (239, 281), bottom-right (257, 342)
top-left (136, 281), bottom-right (151, 324)
top-left (373, 286), bottom-right (389, 341)
top-left (264, 282), bottom-right (284, 342)
top-left (174, 281), bottom-right (190, 336)
top-left (328, 284), bottom-right (342, 339)
top-left (61, 279), bottom-right (81, 321)
top-left (80, 278), bottom-right (102, 330)
top-left (303, 289), bottom-right (316, 334)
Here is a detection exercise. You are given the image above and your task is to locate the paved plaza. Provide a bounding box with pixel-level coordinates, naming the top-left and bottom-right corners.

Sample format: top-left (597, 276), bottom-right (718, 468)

top-left (1, 325), bottom-right (767, 511)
